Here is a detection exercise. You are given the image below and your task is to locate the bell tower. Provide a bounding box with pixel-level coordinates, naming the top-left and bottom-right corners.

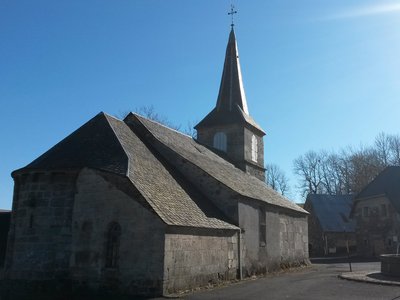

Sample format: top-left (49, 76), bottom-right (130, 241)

top-left (195, 27), bottom-right (266, 181)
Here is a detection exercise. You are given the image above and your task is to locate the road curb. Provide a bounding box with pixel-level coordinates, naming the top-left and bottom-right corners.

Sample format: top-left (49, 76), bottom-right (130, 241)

top-left (339, 271), bottom-right (400, 286)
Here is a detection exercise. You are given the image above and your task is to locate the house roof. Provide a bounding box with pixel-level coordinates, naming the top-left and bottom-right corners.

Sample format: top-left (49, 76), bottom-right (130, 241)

top-left (305, 194), bottom-right (355, 232)
top-left (355, 166), bottom-right (400, 212)
top-left (194, 29), bottom-right (265, 135)
top-left (132, 114), bottom-right (307, 214)
top-left (0, 209), bottom-right (11, 213)
top-left (15, 113), bottom-right (237, 230)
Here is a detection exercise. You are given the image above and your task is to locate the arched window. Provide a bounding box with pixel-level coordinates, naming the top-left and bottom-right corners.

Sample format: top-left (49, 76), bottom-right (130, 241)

top-left (213, 132), bottom-right (227, 152)
top-left (105, 222), bottom-right (121, 268)
top-left (251, 135), bottom-right (258, 162)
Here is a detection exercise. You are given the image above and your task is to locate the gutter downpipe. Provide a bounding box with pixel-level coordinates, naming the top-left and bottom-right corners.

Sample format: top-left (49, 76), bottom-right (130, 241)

top-left (238, 228), bottom-right (243, 280)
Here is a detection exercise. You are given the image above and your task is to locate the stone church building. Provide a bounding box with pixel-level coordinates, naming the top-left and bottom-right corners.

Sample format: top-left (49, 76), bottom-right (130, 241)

top-left (4, 29), bottom-right (308, 296)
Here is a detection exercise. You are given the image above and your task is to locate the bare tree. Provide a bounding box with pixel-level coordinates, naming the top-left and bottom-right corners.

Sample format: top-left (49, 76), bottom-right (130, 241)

top-left (182, 120), bottom-right (198, 139)
top-left (118, 105), bottom-right (199, 138)
top-left (320, 152), bottom-right (344, 195)
top-left (293, 138), bottom-right (393, 199)
top-left (293, 151), bottom-right (324, 197)
top-left (375, 132), bottom-right (392, 166)
top-left (347, 145), bottom-right (384, 194)
top-left (389, 134), bottom-right (400, 165)
top-left (265, 164), bottom-right (290, 196)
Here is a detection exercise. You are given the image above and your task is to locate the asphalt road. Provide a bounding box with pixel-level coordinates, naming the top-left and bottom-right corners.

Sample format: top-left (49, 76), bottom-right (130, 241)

top-left (180, 259), bottom-right (400, 300)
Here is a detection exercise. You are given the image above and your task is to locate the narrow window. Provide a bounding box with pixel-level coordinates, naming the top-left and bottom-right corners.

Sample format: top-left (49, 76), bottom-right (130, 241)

top-left (381, 204), bottom-right (387, 217)
top-left (251, 135), bottom-right (258, 162)
top-left (213, 132), bottom-right (227, 152)
top-left (29, 214), bottom-right (34, 228)
top-left (105, 222), bottom-right (121, 268)
top-left (259, 207), bottom-right (266, 246)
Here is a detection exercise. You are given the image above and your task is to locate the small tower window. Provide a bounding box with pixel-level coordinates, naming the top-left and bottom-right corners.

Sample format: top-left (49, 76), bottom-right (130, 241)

top-left (105, 222), bottom-right (121, 268)
top-left (251, 135), bottom-right (258, 162)
top-left (213, 132), bottom-right (227, 152)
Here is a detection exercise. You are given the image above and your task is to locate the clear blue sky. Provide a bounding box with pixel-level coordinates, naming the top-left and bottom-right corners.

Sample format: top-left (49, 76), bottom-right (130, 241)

top-left (1, 0), bottom-right (399, 208)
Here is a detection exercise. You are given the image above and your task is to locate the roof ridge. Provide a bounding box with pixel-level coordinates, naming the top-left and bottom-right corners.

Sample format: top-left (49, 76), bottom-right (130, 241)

top-left (130, 112), bottom-right (194, 138)
top-left (100, 114), bottom-right (131, 177)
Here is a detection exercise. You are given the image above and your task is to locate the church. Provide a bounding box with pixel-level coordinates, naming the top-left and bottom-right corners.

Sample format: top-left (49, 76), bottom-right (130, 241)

top-left (4, 28), bottom-right (309, 296)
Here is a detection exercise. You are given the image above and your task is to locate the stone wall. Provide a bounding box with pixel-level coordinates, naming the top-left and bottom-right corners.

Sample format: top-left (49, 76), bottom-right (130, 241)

top-left (354, 196), bottom-right (399, 257)
top-left (71, 168), bottom-right (166, 296)
top-left (197, 123), bottom-right (245, 168)
top-left (5, 171), bottom-right (78, 279)
top-left (238, 200), bottom-right (309, 274)
top-left (163, 227), bottom-right (238, 294)
top-left (278, 211), bottom-right (309, 265)
top-left (196, 124), bottom-right (265, 181)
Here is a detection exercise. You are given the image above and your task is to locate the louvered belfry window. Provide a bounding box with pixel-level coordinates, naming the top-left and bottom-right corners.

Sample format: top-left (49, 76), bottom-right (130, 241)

top-left (213, 132), bottom-right (227, 152)
top-left (251, 135), bottom-right (258, 162)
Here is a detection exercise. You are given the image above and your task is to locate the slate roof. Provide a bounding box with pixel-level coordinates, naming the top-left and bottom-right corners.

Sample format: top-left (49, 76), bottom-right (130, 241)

top-left (105, 115), bottom-right (237, 230)
top-left (195, 29), bottom-right (265, 135)
top-left (132, 114), bottom-right (307, 214)
top-left (355, 166), bottom-right (400, 212)
top-left (23, 114), bottom-right (128, 175)
top-left (16, 113), bottom-right (237, 230)
top-left (306, 194), bottom-right (355, 232)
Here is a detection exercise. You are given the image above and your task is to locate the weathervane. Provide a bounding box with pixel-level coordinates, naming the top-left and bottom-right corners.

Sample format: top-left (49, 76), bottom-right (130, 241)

top-left (228, 4), bottom-right (237, 28)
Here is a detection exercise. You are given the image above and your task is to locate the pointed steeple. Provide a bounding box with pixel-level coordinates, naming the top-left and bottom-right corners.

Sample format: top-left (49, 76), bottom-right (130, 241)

top-left (195, 28), bottom-right (264, 135)
top-left (195, 26), bottom-right (266, 181)
top-left (216, 28), bottom-right (249, 114)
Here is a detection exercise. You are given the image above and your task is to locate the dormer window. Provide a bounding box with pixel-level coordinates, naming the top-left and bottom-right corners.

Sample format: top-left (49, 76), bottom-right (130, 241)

top-left (213, 132), bottom-right (227, 152)
top-left (251, 135), bottom-right (258, 162)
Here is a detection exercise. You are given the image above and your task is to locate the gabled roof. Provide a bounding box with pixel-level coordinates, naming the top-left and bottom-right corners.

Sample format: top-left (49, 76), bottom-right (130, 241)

top-left (131, 114), bottom-right (306, 214)
top-left (195, 29), bottom-right (265, 135)
top-left (355, 166), bottom-right (400, 212)
top-left (15, 113), bottom-right (237, 231)
top-left (305, 194), bottom-right (355, 232)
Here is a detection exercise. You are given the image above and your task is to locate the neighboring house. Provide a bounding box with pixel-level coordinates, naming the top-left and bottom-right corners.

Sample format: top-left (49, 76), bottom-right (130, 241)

top-left (352, 166), bottom-right (400, 257)
top-left (0, 210), bottom-right (11, 268)
top-left (304, 194), bottom-right (356, 257)
top-left (4, 28), bottom-right (309, 297)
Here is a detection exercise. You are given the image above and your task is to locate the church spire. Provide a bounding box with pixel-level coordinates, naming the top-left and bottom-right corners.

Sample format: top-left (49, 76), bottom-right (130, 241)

top-left (216, 27), bottom-right (249, 115)
top-left (195, 20), bottom-right (266, 181)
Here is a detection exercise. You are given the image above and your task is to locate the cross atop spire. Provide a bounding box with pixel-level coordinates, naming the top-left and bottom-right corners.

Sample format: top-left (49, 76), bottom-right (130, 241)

top-left (228, 4), bottom-right (237, 28)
